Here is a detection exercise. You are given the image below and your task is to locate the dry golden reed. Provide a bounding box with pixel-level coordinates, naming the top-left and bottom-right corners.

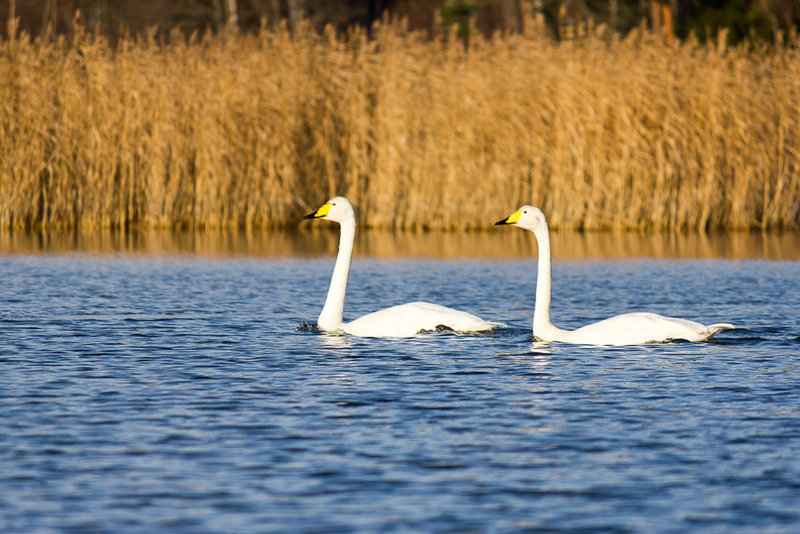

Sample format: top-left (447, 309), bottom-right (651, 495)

top-left (1, 14), bottom-right (799, 231)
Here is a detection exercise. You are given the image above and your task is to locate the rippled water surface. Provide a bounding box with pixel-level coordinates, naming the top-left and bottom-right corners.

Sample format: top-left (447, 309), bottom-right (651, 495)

top-left (2, 235), bottom-right (799, 533)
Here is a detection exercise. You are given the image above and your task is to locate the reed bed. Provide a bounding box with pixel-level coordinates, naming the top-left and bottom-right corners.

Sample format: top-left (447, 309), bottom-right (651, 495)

top-left (1, 15), bottom-right (799, 231)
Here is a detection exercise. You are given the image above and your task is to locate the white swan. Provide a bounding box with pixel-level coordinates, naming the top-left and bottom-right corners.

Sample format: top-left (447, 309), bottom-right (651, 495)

top-left (495, 206), bottom-right (734, 345)
top-left (303, 196), bottom-right (503, 337)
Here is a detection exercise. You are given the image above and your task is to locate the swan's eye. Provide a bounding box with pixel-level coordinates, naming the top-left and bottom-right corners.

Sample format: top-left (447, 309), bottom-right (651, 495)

top-left (523, 210), bottom-right (527, 214)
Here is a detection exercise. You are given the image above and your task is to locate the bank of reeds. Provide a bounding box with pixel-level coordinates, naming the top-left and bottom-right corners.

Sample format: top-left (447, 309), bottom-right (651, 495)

top-left (1, 15), bottom-right (799, 231)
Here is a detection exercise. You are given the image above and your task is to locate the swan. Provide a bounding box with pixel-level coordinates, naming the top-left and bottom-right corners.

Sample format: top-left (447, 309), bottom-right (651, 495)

top-left (495, 206), bottom-right (734, 345)
top-left (302, 196), bottom-right (503, 337)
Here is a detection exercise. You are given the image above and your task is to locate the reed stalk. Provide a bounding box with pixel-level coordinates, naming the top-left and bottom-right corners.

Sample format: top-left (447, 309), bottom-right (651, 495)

top-left (1, 14), bottom-right (798, 231)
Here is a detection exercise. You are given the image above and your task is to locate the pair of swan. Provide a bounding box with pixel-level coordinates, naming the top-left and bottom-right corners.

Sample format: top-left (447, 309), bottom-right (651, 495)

top-left (304, 197), bottom-right (733, 345)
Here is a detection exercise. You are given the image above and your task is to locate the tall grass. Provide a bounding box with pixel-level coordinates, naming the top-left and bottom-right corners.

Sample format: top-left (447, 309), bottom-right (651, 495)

top-left (1, 14), bottom-right (798, 231)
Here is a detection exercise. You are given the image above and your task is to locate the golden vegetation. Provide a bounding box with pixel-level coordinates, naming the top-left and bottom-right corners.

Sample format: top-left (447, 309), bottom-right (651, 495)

top-left (1, 14), bottom-right (799, 231)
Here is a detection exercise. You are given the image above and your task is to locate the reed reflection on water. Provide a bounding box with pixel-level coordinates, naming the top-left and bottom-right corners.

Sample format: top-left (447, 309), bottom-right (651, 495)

top-left (0, 229), bottom-right (798, 259)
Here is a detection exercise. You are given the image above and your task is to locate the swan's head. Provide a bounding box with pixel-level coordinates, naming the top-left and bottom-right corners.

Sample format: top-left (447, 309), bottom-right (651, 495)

top-left (303, 196), bottom-right (355, 224)
top-left (495, 205), bottom-right (547, 231)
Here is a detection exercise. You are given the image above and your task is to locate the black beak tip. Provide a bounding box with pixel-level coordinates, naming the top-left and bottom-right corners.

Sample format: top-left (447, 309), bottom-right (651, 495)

top-left (494, 219), bottom-right (507, 226)
top-left (303, 213), bottom-right (315, 220)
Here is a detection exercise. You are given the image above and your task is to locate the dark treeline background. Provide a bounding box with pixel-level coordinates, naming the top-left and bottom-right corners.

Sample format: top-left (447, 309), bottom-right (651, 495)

top-left (2, 0), bottom-right (799, 43)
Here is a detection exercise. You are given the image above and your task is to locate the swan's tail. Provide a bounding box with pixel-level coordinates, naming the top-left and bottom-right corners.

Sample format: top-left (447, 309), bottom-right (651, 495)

top-left (702, 323), bottom-right (734, 340)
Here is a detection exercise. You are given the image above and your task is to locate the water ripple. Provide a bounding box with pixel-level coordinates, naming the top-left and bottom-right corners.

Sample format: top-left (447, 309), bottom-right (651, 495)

top-left (0, 255), bottom-right (799, 532)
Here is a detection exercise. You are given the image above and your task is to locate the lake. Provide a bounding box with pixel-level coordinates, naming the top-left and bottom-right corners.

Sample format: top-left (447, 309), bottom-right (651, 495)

top-left (1, 230), bottom-right (799, 533)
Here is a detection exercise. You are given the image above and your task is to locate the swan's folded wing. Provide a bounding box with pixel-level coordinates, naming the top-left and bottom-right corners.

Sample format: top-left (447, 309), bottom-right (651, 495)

top-left (562, 312), bottom-right (730, 345)
top-left (343, 302), bottom-right (503, 338)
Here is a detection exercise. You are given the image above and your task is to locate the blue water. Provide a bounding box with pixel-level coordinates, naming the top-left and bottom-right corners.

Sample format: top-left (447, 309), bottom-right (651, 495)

top-left (1, 252), bottom-right (799, 533)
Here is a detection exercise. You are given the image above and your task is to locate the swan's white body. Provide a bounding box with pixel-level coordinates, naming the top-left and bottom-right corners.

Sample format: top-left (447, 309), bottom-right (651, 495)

top-left (340, 301), bottom-right (499, 338)
top-left (305, 197), bottom-right (502, 337)
top-left (531, 311), bottom-right (732, 346)
top-left (496, 206), bottom-right (733, 346)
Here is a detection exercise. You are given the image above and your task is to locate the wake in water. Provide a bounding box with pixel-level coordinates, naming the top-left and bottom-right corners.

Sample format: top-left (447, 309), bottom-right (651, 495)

top-left (297, 321), bottom-right (516, 337)
top-left (296, 321), bottom-right (324, 333)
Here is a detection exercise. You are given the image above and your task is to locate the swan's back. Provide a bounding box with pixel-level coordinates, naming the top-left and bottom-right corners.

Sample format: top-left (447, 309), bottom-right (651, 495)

top-left (557, 312), bottom-right (733, 346)
top-left (343, 302), bottom-right (503, 338)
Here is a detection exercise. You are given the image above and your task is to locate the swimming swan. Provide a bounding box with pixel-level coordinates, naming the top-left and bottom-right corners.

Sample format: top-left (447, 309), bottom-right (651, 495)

top-left (303, 196), bottom-right (503, 337)
top-left (495, 206), bottom-right (734, 345)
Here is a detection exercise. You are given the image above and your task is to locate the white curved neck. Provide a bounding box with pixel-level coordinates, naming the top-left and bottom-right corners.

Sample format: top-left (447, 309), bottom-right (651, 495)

top-left (532, 224), bottom-right (562, 338)
top-left (318, 215), bottom-right (355, 331)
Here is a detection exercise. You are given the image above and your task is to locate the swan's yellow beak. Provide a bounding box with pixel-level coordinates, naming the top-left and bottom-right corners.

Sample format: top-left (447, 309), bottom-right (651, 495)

top-left (303, 203), bottom-right (332, 220)
top-left (495, 210), bottom-right (521, 226)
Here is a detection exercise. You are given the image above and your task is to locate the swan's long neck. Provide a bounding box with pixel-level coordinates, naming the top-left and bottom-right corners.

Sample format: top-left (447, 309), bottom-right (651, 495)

top-left (532, 224), bottom-right (556, 335)
top-left (317, 216), bottom-right (355, 331)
